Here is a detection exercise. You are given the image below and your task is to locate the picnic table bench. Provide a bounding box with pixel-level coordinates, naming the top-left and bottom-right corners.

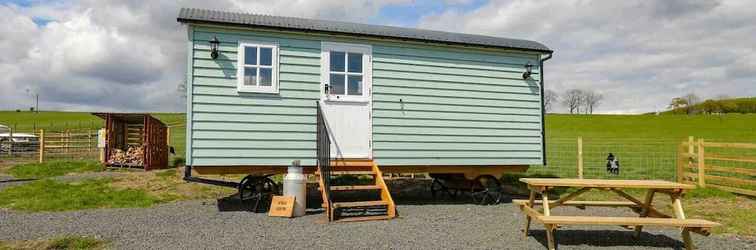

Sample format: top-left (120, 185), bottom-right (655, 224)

top-left (514, 178), bottom-right (720, 250)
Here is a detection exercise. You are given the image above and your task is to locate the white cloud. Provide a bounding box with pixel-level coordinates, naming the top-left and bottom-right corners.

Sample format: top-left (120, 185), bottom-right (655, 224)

top-left (0, 0), bottom-right (408, 112)
top-left (1, 0), bottom-right (754, 114)
top-left (418, 0), bottom-right (756, 113)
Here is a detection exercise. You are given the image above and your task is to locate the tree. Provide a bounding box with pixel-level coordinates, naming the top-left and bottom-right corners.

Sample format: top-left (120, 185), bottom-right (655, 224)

top-left (562, 89), bottom-right (584, 114)
top-left (668, 97), bottom-right (688, 113)
top-left (683, 93), bottom-right (700, 115)
top-left (582, 90), bottom-right (603, 114)
top-left (701, 99), bottom-right (723, 114)
top-left (543, 89), bottom-right (559, 113)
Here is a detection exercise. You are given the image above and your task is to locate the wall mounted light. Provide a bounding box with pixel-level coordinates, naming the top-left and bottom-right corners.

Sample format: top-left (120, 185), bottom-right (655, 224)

top-left (209, 36), bottom-right (220, 59)
top-left (522, 62), bottom-right (533, 80)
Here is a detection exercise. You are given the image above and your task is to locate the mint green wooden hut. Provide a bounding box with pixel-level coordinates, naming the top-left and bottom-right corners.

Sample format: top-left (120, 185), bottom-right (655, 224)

top-left (177, 8), bottom-right (552, 219)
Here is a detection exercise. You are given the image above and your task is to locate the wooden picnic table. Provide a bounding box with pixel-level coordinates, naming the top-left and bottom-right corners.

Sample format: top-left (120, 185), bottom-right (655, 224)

top-left (514, 178), bottom-right (719, 250)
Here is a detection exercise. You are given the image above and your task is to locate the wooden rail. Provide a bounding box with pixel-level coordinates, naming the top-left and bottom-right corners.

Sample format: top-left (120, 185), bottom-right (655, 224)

top-left (678, 138), bottom-right (756, 197)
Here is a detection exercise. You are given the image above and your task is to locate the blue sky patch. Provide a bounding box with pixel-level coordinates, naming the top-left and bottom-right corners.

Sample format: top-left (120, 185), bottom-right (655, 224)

top-left (370, 0), bottom-right (488, 27)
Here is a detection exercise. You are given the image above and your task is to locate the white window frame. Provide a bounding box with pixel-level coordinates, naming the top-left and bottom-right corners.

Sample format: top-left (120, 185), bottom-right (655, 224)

top-left (237, 41), bottom-right (279, 94)
top-left (321, 42), bottom-right (372, 103)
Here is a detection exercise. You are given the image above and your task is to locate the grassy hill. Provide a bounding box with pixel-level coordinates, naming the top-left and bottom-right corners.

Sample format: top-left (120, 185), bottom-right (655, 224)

top-left (663, 97), bottom-right (756, 115)
top-left (547, 113), bottom-right (756, 141)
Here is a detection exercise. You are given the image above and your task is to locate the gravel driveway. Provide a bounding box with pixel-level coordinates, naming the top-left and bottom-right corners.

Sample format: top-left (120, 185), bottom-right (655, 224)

top-left (1, 198), bottom-right (753, 250)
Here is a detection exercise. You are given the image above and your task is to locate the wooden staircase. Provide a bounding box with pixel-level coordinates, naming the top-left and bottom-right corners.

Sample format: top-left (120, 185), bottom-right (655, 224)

top-left (316, 159), bottom-right (397, 222)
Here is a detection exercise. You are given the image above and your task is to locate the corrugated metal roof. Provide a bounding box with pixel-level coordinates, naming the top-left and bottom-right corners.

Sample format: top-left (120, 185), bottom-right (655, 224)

top-left (177, 8), bottom-right (552, 53)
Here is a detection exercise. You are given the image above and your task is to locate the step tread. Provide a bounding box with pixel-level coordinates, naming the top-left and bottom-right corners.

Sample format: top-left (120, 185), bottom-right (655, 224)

top-left (335, 215), bottom-right (393, 222)
top-left (332, 200), bottom-right (388, 208)
top-left (329, 185), bottom-right (382, 191)
top-left (317, 171), bottom-right (375, 175)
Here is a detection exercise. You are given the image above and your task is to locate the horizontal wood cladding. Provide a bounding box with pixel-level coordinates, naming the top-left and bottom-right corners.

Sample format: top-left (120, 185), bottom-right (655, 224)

top-left (188, 25), bottom-right (544, 166)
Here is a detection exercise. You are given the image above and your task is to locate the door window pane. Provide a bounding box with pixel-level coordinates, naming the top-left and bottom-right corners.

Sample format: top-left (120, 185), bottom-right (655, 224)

top-left (330, 51), bottom-right (345, 72)
top-left (244, 67), bottom-right (257, 86)
top-left (259, 68), bottom-right (272, 86)
top-left (347, 53), bottom-right (362, 73)
top-left (259, 47), bottom-right (272, 66)
top-left (330, 73), bottom-right (345, 95)
top-left (347, 75), bottom-right (363, 95)
top-left (244, 46), bottom-right (257, 65)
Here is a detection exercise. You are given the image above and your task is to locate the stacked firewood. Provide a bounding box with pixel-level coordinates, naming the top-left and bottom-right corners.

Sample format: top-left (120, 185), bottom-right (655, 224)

top-left (108, 145), bottom-right (145, 166)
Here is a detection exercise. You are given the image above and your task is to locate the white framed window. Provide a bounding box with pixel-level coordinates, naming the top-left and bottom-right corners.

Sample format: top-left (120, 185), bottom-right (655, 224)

top-left (321, 42), bottom-right (372, 102)
top-left (237, 41), bottom-right (279, 93)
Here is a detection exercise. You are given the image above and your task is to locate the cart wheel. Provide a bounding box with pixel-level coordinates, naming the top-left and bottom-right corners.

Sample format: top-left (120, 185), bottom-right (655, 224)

top-left (430, 178), bottom-right (453, 200)
top-left (471, 175), bottom-right (504, 205)
top-left (238, 175), bottom-right (255, 200)
top-left (238, 175), bottom-right (280, 212)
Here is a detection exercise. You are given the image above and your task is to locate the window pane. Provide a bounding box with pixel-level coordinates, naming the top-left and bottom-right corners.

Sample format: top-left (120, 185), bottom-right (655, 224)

top-left (329, 73), bottom-right (345, 95)
top-left (330, 51), bottom-right (345, 72)
top-left (260, 47), bottom-right (272, 66)
top-left (347, 75), bottom-right (363, 95)
top-left (243, 67), bottom-right (257, 86)
top-left (259, 68), bottom-right (272, 86)
top-left (348, 53), bottom-right (362, 73)
top-left (244, 46), bottom-right (257, 65)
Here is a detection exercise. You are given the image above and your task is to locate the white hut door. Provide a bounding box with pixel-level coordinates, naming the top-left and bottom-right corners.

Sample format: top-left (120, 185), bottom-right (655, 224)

top-left (320, 42), bottom-right (372, 159)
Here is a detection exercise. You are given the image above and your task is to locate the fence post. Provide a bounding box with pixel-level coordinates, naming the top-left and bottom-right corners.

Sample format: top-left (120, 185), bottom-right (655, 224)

top-left (577, 136), bottom-right (583, 179)
top-left (39, 129), bottom-right (45, 163)
top-left (88, 130), bottom-right (93, 153)
top-left (166, 127), bottom-right (171, 146)
top-left (676, 141), bottom-right (685, 183)
top-left (697, 139), bottom-right (706, 187)
top-left (7, 127), bottom-right (12, 157)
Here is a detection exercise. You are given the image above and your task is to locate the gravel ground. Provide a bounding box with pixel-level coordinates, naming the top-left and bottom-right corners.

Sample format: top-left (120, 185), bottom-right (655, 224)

top-left (1, 198), bottom-right (754, 250)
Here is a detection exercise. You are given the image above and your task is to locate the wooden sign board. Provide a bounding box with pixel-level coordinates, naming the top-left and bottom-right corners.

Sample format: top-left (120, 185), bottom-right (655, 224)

top-left (268, 196), bottom-right (296, 218)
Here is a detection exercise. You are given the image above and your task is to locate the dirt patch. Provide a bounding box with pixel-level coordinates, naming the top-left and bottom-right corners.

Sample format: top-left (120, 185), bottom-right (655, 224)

top-left (109, 167), bottom-right (236, 201)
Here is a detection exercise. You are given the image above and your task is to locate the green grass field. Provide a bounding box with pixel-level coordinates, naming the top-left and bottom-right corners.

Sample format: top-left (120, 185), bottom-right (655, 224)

top-left (3, 111), bottom-right (756, 180)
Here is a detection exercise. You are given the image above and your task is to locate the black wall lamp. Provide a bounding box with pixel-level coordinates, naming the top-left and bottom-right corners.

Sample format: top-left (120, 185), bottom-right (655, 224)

top-left (209, 36), bottom-right (220, 59)
top-left (522, 62), bottom-right (533, 80)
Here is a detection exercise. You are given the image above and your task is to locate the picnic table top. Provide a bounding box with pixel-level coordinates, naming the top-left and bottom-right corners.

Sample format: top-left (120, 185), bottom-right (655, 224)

top-left (519, 178), bottom-right (696, 190)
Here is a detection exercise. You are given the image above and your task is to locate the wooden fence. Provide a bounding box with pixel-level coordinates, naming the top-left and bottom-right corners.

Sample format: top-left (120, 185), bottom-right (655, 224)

top-left (678, 137), bottom-right (756, 196)
top-left (0, 129), bottom-right (99, 165)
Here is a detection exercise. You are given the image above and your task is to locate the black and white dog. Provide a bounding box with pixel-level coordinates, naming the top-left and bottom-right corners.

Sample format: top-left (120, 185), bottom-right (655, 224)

top-left (606, 153), bottom-right (620, 175)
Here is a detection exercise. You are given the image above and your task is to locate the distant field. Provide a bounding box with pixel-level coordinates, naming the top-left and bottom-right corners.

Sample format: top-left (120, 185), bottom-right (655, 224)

top-left (540, 114), bottom-right (756, 181)
top-left (2, 111), bottom-right (756, 180)
top-left (547, 113), bottom-right (756, 141)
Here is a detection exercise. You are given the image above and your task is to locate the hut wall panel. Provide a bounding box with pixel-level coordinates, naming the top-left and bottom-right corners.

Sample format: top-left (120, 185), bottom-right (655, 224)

top-left (187, 26), bottom-right (544, 167)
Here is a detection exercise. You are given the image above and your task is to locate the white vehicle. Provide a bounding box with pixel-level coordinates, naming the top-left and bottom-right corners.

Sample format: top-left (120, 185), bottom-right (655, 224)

top-left (0, 124), bottom-right (39, 152)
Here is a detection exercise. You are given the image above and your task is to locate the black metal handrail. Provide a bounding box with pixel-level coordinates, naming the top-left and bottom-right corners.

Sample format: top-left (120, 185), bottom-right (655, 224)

top-left (316, 101), bottom-right (333, 220)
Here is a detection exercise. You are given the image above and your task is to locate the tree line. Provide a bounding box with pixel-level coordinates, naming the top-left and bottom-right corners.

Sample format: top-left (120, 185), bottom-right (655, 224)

top-left (666, 93), bottom-right (756, 114)
top-left (544, 89), bottom-right (603, 114)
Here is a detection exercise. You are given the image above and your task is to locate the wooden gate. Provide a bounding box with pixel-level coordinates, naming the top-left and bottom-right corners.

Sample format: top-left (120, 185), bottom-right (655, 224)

top-left (678, 137), bottom-right (756, 196)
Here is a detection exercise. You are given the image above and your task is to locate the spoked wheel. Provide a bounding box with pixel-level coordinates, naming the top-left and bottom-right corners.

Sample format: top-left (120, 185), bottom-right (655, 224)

top-left (470, 175), bottom-right (505, 205)
top-left (238, 174), bottom-right (279, 212)
top-left (430, 178), bottom-right (451, 199)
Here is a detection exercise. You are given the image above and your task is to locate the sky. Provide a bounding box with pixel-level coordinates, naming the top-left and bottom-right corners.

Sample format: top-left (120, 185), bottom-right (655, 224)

top-left (1, 0), bottom-right (754, 114)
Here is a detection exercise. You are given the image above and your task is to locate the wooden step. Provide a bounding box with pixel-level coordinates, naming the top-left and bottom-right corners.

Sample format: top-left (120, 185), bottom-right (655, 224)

top-left (331, 159), bottom-right (375, 167)
top-left (322, 185), bottom-right (381, 191)
top-left (320, 171), bottom-right (375, 175)
top-left (335, 215), bottom-right (393, 223)
top-left (332, 200), bottom-right (388, 208)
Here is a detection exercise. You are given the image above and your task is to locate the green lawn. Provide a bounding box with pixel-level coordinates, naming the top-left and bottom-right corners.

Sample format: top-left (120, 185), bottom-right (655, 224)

top-left (0, 235), bottom-right (107, 250)
top-left (0, 179), bottom-right (160, 212)
top-left (8, 161), bottom-right (103, 179)
top-left (546, 113), bottom-right (756, 141)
